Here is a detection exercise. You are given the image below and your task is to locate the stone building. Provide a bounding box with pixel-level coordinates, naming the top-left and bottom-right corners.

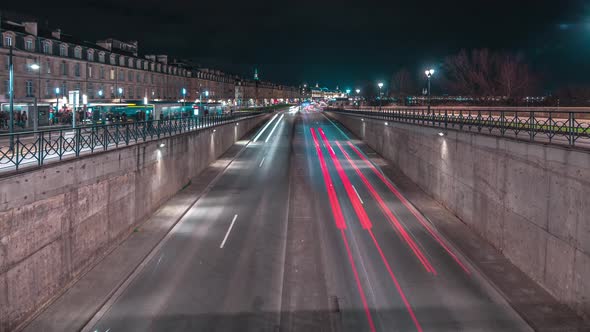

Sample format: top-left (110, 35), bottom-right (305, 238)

top-left (0, 16), bottom-right (301, 124)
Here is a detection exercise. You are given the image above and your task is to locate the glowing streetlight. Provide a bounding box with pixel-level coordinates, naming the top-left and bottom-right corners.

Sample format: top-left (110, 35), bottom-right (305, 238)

top-left (55, 87), bottom-right (61, 111)
top-left (425, 69), bottom-right (435, 113)
top-left (29, 62), bottom-right (41, 131)
top-left (118, 87), bottom-right (123, 103)
top-left (377, 82), bottom-right (384, 111)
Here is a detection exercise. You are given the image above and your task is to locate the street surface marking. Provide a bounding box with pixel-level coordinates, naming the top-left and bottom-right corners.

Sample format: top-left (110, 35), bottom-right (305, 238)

top-left (352, 185), bottom-right (364, 204)
top-left (259, 157), bottom-right (266, 168)
top-left (220, 214), bottom-right (238, 248)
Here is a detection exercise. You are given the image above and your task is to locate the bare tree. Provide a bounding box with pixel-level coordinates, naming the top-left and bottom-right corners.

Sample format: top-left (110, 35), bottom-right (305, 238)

top-left (389, 68), bottom-right (416, 99)
top-left (442, 49), bottom-right (536, 98)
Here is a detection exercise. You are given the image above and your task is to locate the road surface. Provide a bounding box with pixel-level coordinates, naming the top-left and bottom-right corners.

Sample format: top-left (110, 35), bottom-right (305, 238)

top-left (86, 108), bottom-right (531, 331)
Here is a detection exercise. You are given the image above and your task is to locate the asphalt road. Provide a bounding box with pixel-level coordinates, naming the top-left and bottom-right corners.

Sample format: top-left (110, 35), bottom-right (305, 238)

top-left (87, 108), bottom-right (532, 332)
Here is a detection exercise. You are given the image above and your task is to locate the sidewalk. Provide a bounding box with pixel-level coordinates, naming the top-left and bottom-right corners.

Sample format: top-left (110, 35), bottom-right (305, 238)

top-left (19, 126), bottom-right (260, 332)
top-left (351, 139), bottom-right (590, 332)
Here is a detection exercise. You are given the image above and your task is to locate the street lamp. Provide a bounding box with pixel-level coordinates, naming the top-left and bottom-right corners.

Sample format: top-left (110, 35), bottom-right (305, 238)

top-left (29, 62), bottom-right (41, 132)
top-left (118, 87), bottom-right (123, 103)
top-left (7, 47), bottom-right (14, 150)
top-left (98, 89), bottom-right (103, 98)
top-left (55, 87), bottom-right (61, 109)
top-left (181, 87), bottom-right (187, 112)
top-left (377, 82), bottom-right (384, 111)
top-left (425, 69), bottom-right (434, 114)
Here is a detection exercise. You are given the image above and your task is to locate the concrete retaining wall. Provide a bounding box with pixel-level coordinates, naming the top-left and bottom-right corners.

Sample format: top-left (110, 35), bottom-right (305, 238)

top-left (328, 111), bottom-right (590, 319)
top-left (0, 114), bottom-right (269, 331)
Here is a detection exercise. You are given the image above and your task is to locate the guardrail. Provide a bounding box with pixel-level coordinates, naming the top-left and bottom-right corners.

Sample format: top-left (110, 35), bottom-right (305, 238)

top-left (0, 110), bottom-right (268, 173)
top-left (327, 107), bottom-right (590, 148)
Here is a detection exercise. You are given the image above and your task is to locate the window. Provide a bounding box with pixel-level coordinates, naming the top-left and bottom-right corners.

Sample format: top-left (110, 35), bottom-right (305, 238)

top-left (136, 87), bottom-right (141, 99)
top-left (136, 73), bottom-right (140, 82)
top-left (74, 63), bottom-right (80, 77)
top-left (98, 52), bottom-right (105, 63)
top-left (26, 80), bottom-right (34, 97)
top-left (60, 44), bottom-right (67, 57)
top-left (61, 82), bottom-right (67, 95)
top-left (74, 83), bottom-right (81, 92)
top-left (46, 59), bottom-right (51, 74)
top-left (128, 58), bottom-right (133, 67)
top-left (74, 48), bottom-right (82, 59)
top-left (25, 39), bottom-right (33, 51)
top-left (4, 35), bottom-right (13, 47)
top-left (61, 61), bottom-right (68, 76)
top-left (45, 80), bottom-right (51, 97)
top-left (110, 68), bottom-right (115, 80)
top-left (87, 51), bottom-right (94, 62)
top-left (119, 70), bottom-right (124, 81)
top-left (100, 66), bottom-right (105, 79)
top-left (43, 41), bottom-right (52, 54)
top-left (136, 60), bottom-right (141, 69)
top-left (128, 71), bottom-right (133, 82)
top-left (88, 65), bottom-right (93, 78)
top-left (119, 56), bottom-right (125, 66)
top-left (25, 59), bottom-right (34, 73)
top-left (87, 83), bottom-right (94, 98)
top-left (110, 55), bottom-right (116, 65)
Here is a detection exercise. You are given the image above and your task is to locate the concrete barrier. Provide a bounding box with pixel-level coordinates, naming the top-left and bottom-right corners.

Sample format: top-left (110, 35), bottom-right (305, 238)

top-left (327, 111), bottom-right (590, 320)
top-left (0, 114), bottom-right (270, 332)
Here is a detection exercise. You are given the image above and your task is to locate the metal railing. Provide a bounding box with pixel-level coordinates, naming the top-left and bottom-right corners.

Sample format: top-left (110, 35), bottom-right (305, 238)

top-left (327, 107), bottom-right (590, 148)
top-left (0, 111), bottom-right (268, 173)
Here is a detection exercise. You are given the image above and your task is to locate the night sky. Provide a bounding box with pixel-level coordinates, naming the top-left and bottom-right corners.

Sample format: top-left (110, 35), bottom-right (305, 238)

top-left (3, 0), bottom-right (589, 90)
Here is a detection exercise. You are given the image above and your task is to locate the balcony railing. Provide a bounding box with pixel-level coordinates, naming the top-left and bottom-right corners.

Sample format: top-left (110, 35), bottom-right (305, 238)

top-left (327, 107), bottom-right (590, 148)
top-left (0, 110), bottom-right (268, 173)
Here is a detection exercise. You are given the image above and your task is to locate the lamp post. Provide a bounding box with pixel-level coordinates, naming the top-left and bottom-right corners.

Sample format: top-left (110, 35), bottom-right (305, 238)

top-left (425, 69), bottom-right (434, 114)
top-left (97, 90), bottom-right (104, 121)
top-left (29, 62), bottom-right (41, 132)
top-left (118, 87), bottom-right (123, 103)
top-left (377, 82), bottom-right (384, 111)
top-left (355, 89), bottom-right (361, 109)
top-left (8, 46), bottom-right (14, 151)
top-left (182, 87), bottom-right (187, 112)
top-left (54, 87), bottom-right (60, 125)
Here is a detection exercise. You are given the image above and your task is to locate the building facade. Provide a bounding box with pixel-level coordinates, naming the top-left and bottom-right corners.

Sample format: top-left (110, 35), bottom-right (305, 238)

top-left (0, 17), bottom-right (300, 125)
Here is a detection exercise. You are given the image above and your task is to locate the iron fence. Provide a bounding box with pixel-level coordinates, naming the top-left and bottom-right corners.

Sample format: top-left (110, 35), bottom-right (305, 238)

top-left (0, 111), bottom-right (268, 172)
top-left (328, 108), bottom-right (590, 148)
